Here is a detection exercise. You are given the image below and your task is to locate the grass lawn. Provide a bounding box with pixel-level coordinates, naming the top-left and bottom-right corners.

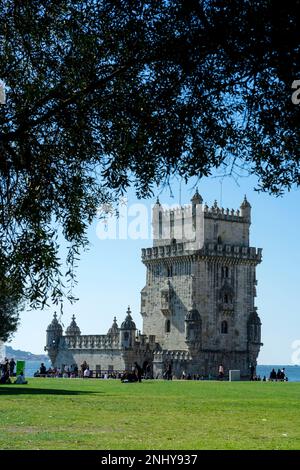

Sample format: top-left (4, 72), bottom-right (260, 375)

top-left (0, 378), bottom-right (299, 450)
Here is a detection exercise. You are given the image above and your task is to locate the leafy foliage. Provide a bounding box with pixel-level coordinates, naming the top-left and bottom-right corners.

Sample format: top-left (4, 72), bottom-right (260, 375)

top-left (0, 261), bottom-right (20, 341)
top-left (0, 0), bottom-right (299, 336)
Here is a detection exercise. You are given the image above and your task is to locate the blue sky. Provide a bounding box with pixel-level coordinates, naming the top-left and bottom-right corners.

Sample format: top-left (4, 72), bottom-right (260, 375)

top-left (9, 173), bottom-right (300, 365)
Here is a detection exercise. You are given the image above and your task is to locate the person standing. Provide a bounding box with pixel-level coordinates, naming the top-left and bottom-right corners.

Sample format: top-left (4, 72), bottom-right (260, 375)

top-left (9, 358), bottom-right (16, 377)
top-left (218, 364), bottom-right (224, 380)
top-left (166, 363), bottom-right (172, 380)
top-left (134, 362), bottom-right (143, 382)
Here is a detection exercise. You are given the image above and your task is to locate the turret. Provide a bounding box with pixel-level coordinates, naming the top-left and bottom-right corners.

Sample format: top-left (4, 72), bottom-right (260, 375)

top-left (247, 309), bottom-right (261, 344)
top-left (185, 308), bottom-right (202, 348)
top-left (65, 315), bottom-right (81, 336)
top-left (45, 312), bottom-right (63, 364)
top-left (152, 197), bottom-right (163, 242)
top-left (120, 306), bottom-right (136, 348)
top-left (240, 195), bottom-right (251, 222)
top-left (191, 189), bottom-right (203, 231)
top-left (107, 316), bottom-right (119, 335)
top-left (191, 188), bottom-right (203, 206)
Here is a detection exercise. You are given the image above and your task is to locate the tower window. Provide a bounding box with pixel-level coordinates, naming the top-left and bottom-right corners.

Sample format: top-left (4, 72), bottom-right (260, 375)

top-left (167, 265), bottom-right (173, 277)
top-left (222, 266), bottom-right (229, 278)
top-left (159, 212), bottom-right (162, 239)
top-left (224, 294), bottom-right (228, 304)
top-left (170, 211), bottom-right (174, 238)
top-left (221, 321), bottom-right (228, 334)
top-left (165, 319), bottom-right (171, 333)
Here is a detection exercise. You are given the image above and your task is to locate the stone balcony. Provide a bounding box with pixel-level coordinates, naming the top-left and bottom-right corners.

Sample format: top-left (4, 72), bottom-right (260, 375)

top-left (62, 334), bottom-right (120, 350)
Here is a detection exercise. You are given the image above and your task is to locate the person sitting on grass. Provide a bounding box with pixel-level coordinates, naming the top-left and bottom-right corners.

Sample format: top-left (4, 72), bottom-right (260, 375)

top-left (14, 371), bottom-right (28, 385)
top-left (0, 370), bottom-right (11, 384)
top-left (121, 371), bottom-right (138, 383)
top-left (39, 363), bottom-right (47, 376)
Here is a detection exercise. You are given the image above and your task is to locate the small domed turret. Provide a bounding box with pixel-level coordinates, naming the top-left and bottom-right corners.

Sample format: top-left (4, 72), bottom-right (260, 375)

top-left (121, 306), bottom-right (136, 330)
top-left (46, 312), bottom-right (63, 335)
top-left (185, 309), bottom-right (202, 345)
top-left (191, 188), bottom-right (203, 205)
top-left (120, 306), bottom-right (136, 349)
top-left (248, 309), bottom-right (261, 343)
top-left (45, 312), bottom-right (63, 365)
top-left (191, 189), bottom-right (203, 232)
top-left (185, 309), bottom-right (201, 322)
top-left (241, 195), bottom-right (251, 208)
top-left (107, 316), bottom-right (119, 335)
top-left (65, 315), bottom-right (81, 336)
top-left (240, 195), bottom-right (251, 221)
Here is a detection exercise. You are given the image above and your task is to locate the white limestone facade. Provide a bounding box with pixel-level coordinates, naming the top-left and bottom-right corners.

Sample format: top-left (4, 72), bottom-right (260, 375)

top-left (45, 191), bottom-right (262, 379)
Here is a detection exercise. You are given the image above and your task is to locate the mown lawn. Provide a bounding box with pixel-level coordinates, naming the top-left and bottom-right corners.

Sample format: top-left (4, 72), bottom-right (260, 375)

top-left (0, 378), bottom-right (299, 450)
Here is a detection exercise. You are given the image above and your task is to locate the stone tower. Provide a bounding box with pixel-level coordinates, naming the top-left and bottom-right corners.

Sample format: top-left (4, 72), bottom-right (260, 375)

top-left (141, 192), bottom-right (262, 378)
top-left (45, 312), bottom-right (63, 364)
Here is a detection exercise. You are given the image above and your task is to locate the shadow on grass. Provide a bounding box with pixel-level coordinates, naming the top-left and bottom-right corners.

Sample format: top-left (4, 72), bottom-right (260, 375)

top-left (0, 386), bottom-right (103, 396)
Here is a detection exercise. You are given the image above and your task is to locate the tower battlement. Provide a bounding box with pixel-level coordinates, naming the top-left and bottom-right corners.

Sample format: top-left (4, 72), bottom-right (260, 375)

top-left (152, 192), bottom-right (252, 249)
top-left (142, 243), bottom-right (262, 263)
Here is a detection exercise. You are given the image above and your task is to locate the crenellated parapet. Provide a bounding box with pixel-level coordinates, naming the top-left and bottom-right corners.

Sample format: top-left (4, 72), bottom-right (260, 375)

top-left (203, 200), bottom-right (247, 223)
top-left (153, 201), bottom-right (248, 222)
top-left (142, 242), bottom-right (186, 260)
top-left (142, 242), bottom-right (262, 264)
top-left (201, 243), bottom-right (262, 264)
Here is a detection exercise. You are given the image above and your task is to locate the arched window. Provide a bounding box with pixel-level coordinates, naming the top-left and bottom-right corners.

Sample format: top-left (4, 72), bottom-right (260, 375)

top-left (170, 211), bottom-right (174, 238)
top-left (159, 212), bottom-right (162, 239)
top-left (225, 267), bottom-right (229, 278)
top-left (165, 319), bottom-right (171, 333)
top-left (221, 320), bottom-right (228, 334)
top-left (124, 332), bottom-right (129, 341)
top-left (167, 265), bottom-right (173, 277)
top-left (217, 235), bottom-right (222, 244)
top-left (224, 294), bottom-right (228, 304)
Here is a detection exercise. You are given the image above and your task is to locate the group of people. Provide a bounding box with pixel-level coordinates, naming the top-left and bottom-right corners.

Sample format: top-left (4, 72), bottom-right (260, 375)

top-left (33, 363), bottom-right (80, 378)
top-left (0, 357), bottom-right (16, 376)
top-left (0, 357), bottom-right (27, 385)
top-left (269, 368), bottom-right (288, 381)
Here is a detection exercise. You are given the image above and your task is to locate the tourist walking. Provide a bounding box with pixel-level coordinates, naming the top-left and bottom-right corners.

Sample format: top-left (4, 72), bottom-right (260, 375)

top-left (134, 362), bottom-right (143, 382)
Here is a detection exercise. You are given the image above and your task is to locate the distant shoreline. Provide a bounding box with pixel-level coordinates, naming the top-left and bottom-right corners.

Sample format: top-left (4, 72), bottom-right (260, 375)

top-left (4, 345), bottom-right (48, 362)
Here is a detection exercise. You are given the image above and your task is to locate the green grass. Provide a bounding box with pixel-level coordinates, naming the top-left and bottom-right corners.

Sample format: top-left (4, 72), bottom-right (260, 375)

top-left (0, 378), bottom-right (300, 449)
